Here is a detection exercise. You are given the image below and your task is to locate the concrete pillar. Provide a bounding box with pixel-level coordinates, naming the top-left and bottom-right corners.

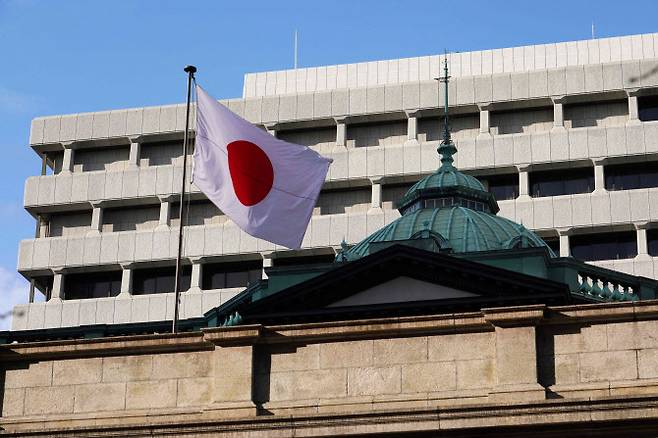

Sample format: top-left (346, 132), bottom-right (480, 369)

top-left (61, 143), bottom-right (75, 173)
top-left (157, 197), bottom-right (172, 230)
top-left (190, 259), bottom-right (203, 293)
top-left (636, 224), bottom-right (649, 257)
top-left (335, 117), bottom-right (347, 147)
top-left (593, 159), bottom-right (606, 193)
top-left (484, 306), bottom-right (546, 402)
top-left (370, 178), bottom-right (383, 209)
top-left (50, 269), bottom-right (64, 301)
top-left (558, 229), bottom-right (570, 257)
top-left (478, 104), bottom-right (492, 135)
top-left (39, 214), bottom-right (50, 238)
top-left (88, 202), bottom-right (103, 235)
top-left (518, 166), bottom-right (531, 198)
top-left (265, 124), bottom-right (277, 138)
top-left (208, 343), bottom-right (257, 417)
top-left (120, 265), bottom-right (133, 296)
top-left (552, 97), bottom-right (565, 128)
top-left (405, 110), bottom-right (420, 146)
top-left (128, 137), bottom-right (141, 167)
top-left (627, 89), bottom-right (641, 124)
top-left (262, 254), bottom-right (273, 280)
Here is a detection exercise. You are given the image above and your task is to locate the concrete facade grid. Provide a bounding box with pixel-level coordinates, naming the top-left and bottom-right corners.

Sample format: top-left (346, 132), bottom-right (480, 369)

top-left (14, 32), bottom-right (658, 330)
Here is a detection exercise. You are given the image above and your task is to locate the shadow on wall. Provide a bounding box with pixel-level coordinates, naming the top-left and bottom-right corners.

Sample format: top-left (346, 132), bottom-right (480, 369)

top-left (537, 322), bottom-right (584, 399)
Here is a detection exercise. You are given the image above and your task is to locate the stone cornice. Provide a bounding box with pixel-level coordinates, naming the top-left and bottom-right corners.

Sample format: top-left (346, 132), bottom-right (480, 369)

top-left (5, 300), bottom-right (658, 362)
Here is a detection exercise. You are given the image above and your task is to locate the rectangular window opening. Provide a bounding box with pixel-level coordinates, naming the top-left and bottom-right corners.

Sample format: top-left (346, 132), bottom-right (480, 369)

top-left (133, 266), bottom-right (191, 295)
top-left (65, 271), bottom-right (122, 300)
top-left (605, 161), bottom-right (658, 191)
top-left (570, 231), bottom-right (637, 262)
top-left (202, 260), bottom-right (262, 290)
top-left (530, 167), bottom-right (594, 198)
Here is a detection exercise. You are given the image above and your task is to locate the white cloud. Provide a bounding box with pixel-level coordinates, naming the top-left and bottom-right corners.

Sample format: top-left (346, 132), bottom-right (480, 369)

top-left (0, 266), bottom-right (29, 331)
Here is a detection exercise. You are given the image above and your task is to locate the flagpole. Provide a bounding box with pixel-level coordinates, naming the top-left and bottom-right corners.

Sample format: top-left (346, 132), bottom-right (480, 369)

top-left (172, 65), bottom-right (197, 334)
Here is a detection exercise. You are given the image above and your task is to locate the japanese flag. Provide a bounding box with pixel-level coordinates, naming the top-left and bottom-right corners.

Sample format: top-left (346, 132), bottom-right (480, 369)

top-left (193, 85), bottom-right (332, 249)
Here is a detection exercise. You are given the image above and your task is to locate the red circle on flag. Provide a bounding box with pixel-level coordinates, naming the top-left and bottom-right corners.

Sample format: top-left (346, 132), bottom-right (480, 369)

top-left (227, 140), bottom-right (274, 206)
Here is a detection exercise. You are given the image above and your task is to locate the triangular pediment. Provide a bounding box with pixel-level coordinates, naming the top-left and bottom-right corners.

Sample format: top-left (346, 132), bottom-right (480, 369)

top-left (216, 244), bottom-right (571, 325)
top-left (326, 276), bottom-right (478, 307)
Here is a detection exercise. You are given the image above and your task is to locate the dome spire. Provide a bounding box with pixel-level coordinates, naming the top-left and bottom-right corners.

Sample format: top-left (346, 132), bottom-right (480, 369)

top-left (435, 52), bottom-right (457, 168)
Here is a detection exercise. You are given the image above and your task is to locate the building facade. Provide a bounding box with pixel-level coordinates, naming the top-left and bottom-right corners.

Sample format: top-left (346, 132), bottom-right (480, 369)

top-left (12, 32), bottom-right (658, 330)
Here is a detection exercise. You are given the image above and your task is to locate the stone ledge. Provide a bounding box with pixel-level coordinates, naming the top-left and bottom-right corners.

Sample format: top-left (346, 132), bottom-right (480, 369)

top-left (4, 394), bottom-right (658, 436)
top-left (0, 332), bottom-right (211, 362)
top-left (483, 304), bottom-right (546, 327)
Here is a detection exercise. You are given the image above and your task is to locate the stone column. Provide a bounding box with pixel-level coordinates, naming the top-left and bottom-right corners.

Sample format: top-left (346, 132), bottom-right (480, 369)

top-left (593, 158), bottom-right (606, 193)
top-left (265, 123), bottom-right (277, 138)
top-left (128, 136), bottom-right (141, 167)
top-left (405, 110), bottom-right (420, 146)
top-left (484, 305), bottom-right (546, 402)
top-left (88, 202), bottom-right (103, 236)
top-left (157, 196), bottom-right (172, 230)
top-left (262, 253), bottom-right (273, 280)
top-left (335, 117), bottom-right (347, 147)
top-left (552, 96), bottom-right (565, 129)
top-left (119, 264), bottom-right (133, 297)
top-left (205, 328), bottom-right (261, 418)
top-left (636, 223), bottom-right (650, 259)
top-left (50, 268), bottom-right (65, 301)
top-left (370, 177), bottom-right (383, 210)
top-left (517, 165), bottom-right (531, 199)
top-left (478, 103), bottom-right (492, 135)
top-left (627, 89), bottom-right (641, 125)
top-left (558, 229), bottom-right (570, 257)
top-left (190, 259), bottom-right (203, 293)
top-left (39, 214), bottom-right (50, 238)
top-left (61, 142), bottom-right (75, 174)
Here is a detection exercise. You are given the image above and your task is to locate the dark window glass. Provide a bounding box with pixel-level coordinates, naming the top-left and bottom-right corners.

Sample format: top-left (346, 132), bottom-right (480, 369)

top-left (482, 174), bottom-right (519, 201)
top-left (648, 229), bottom-right (658, 257)
top-left (65, 271), bottom-right (122, 300)
top-left (605, 161), bottom-right (658, 191)
top-left (133, 266), bottom-right (191, 295)
top-left (273, 254), bottom-right (335, 267)
top-left (202, 261), bottom-right (262, 290)
top-left (530, 168), bottom-right (594, 198)
top-left (570, 231), bottom-right (637, 261)
top-left (542, 237), bottom-right (560, 255)
top-left (639, 95), bottom-right (658, 122)
top-left (33, 275), bottom-right (54, 300)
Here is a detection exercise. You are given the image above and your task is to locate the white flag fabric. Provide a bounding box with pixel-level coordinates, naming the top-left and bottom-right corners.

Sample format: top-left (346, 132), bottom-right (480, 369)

top-left (193, 85), bottom-right (332, 249)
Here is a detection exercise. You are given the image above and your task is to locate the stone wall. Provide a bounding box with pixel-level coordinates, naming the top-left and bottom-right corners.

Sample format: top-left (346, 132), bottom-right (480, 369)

top-left (3, 301), bottom-right (658, 435)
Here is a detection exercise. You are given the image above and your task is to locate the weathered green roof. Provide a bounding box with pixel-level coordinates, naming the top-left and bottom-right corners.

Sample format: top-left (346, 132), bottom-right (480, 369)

top-left (341, 206), bottom-right (553, 260)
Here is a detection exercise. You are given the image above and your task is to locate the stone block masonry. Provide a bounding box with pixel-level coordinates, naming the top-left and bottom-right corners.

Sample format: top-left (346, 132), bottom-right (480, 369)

top-left (3, 301), bottom-right (658, 436)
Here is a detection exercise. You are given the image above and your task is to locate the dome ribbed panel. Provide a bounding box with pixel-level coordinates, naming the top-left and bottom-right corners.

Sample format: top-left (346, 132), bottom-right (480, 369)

top-left (342, 207), bottom-right (553, 260)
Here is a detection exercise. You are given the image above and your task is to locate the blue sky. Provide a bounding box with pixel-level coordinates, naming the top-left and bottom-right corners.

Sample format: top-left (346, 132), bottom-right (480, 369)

top-left (1, 0), bottom-right (657, 328)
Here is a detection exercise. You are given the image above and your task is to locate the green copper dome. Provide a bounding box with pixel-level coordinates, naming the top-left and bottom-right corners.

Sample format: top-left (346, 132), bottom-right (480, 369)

top-left (340, 206), bottom-right (554, 261)
top-left (338, 57), bottom-right (554, 262)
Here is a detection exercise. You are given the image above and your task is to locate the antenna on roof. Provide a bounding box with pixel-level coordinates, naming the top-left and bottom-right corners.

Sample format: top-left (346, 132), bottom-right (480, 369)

top-left (294, 29), bottom-right (298, 69)
top-left (591, 21), bottom-right (595, 39)
top-left (434, 50), bottom-right (457, 169)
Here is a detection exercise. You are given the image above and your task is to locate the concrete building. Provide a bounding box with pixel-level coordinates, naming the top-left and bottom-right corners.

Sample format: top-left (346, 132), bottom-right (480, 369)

top-left (11, 31), bottom-right (658, 331)
top-left (6, 32), bottom-right (658, 437)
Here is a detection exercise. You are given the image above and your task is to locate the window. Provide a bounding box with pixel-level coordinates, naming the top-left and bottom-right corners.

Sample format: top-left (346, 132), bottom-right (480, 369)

top-left (605, 161), bottom-right (658, 191)
top-left (530, 168), bottom-right (594, 198)
top-left (481, 174), bottom-right (519, 201)
top-left (202, 261), bottom-right (262, 290)
top-left (33, 275), bottom-right (54, 300)
top-left (65, 271), bottom-right (122, 300)
top-left (542, 237), bottom-right (560, 255)
top-left (273, 254), bottom-right (335, 267)
top-left (648, 229), bottom-right (658, 257)
top-left (639, 95), bottom-right (658, 122)
top-left (570, 231), bottom-right (637, 262)
top-left (133, 266), bottom-right (191, 295)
